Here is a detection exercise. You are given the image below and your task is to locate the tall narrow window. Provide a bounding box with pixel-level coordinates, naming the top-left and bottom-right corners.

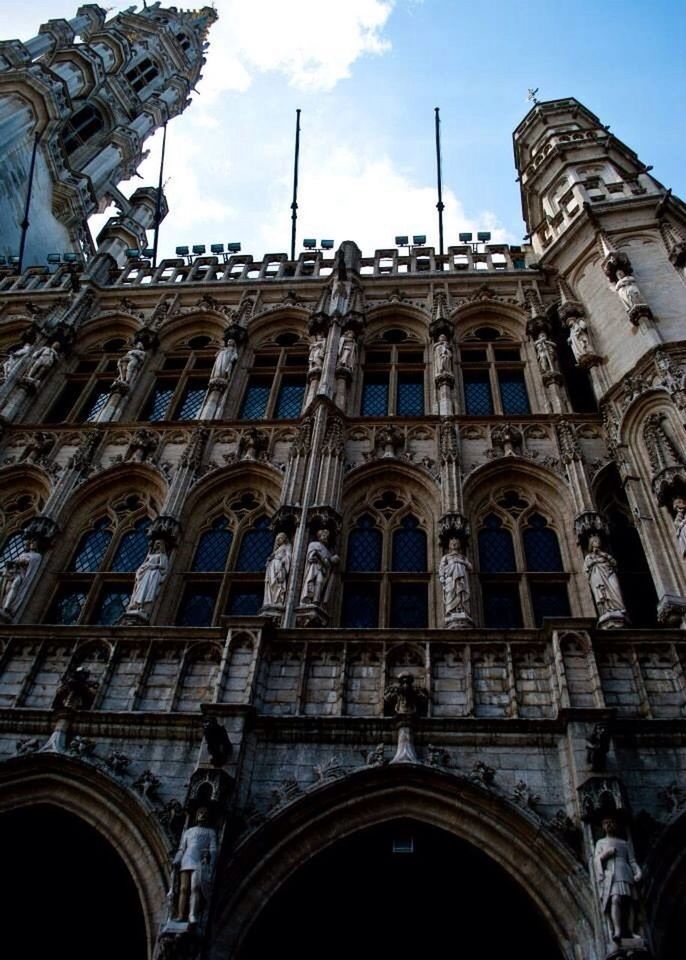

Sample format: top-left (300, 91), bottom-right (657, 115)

top-left (62, 104), bottom-right (104, 156)
top-left (238, 338), bottom-right (307, 421)
top-left (125, 57), bottom-right (159, 93)
top-left (45, 338), bottom-right (128, 424)
top-left (460, 328), bottom-right (530, 416)
top-left (141, 337), bottom-right (215, 422)
top-left (361, 338), bottom-right (425, 416)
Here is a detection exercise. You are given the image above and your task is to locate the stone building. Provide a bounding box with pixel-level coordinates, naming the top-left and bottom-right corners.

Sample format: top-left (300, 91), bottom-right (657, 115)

top-left (1, 8), bottom-right (686, 960)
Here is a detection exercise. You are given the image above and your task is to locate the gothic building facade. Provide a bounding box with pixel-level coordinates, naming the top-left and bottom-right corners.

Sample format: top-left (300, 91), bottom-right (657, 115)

top-left (1, 7), bottom-right (686, 960)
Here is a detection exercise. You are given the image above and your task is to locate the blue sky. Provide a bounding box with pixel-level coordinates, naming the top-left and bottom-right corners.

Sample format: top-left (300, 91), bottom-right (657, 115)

top-left (2, 0), bottom-right (684, 259)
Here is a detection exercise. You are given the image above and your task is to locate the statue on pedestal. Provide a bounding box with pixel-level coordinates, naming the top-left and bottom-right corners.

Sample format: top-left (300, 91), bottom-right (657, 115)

top-left (300, 529), bottom-right (338, 608)
top-left (534, 331), bottom-right (559, 376)
top-left (116, 341), bottom-right (146, 385)
top-left (170, 807), bottom-right (217, 926)
top-left (308, 335), bottom-right (326, 373)
top-left (1, 342), bottom-right (32, 381)
top-left (210, 338), bottom-right (238, 381)
top-left (433, 334), bottom-right (453, 377)
top-left (594, 818), bottom-right (642, 945)
top-left (0, 539), bottom-right (42, 617)
top-left (438, 537), bottom-right (472, 626)
top-left (125, 539), bottom-right (169, 619)
top-left (672, 496), bottom-right (686, 558)
top-left (337, 330), bottom-right (357, 371)
top-left (25, 341), bottom-right (61, 385)
top-left (263, 532), bottom-right (292, 609)
top-left (583, 535), bottom-right (627, 628)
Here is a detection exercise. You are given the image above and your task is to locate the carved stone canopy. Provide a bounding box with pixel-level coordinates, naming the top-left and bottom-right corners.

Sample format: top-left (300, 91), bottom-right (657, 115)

top-left (652, 466), bottom-right (686, 507)
top-left (149, 514), bottom-right (181, 548)
top-left (270, 504), bottom-right (301, 537)
top-left (602, 249), bottom-right (633, 284)
top-left (575, 511), bottom-right (610, 549)
top-left (306, 505), bottom-right (342, 544)
top-left (439, 512), bottom-right (470, 547)
top-left (23, 515), bottom-right (59, 551)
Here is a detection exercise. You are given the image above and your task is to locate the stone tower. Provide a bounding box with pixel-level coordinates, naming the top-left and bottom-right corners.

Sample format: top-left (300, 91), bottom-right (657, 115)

top-left (0, 2), bottom-right (216, 266)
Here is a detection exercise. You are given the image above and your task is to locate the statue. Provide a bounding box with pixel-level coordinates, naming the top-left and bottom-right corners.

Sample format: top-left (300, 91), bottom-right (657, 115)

top-left (567, 316), bottom-right (594, 364)
top-left (433, 334), bottom-right (453, 376)
top-left (202, 716), bottom-right (232, 766)
top-left (0, 539), bottom-right (41, 616)
top-left (126, 539), bottom-right (169, 617)
top-left (438, 537), bottom-right (472, 624)
top-left (210, 338), bottom-right (238, 381)
top-left (534, 331), bottom-right (558, 375)
top-left (170, 806), bottom-right (217, 925)
top-left (583, 535), bottom-right (627, 625)
top-left (2, 342), bottom-right (31, 380)
top-left (263, 532), bottom-right (292, 608)
top-left (594, 818), bottom-right (642, 944)
top-left (384, 672), bottom-right (427, 764)
top-left (586, 722), bottom-right (611, 771)
top-left (337, 329), bottom-right (357, 371)
top-left (25, 341), bottom-right (60, 384)
top-left (308, 335), bottom-right (326, 373)
top-left (673, 496), bottom-right (686, 558)
top-left (116, 341), bottom-right (146, 385)
top-left (615, 270), bottom-right (645, 312)
top-left (300, 529), bottom-right (338, 607)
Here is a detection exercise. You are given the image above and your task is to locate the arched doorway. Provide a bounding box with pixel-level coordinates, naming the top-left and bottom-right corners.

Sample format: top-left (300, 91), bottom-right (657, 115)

top-left (239, 817), bottom-right (562, 959)
top-left (0, 804), bottom-right (147, 960)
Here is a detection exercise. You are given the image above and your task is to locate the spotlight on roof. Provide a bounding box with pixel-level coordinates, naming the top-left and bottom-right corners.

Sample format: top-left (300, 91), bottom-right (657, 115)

top-left (303, 239), bottom-right (317, 250)
top-left (459, 232), bottom-right (473, 243)
top-left (395, 235), bottom-right (409, 246)
top-left (320, 239), bottom-right (334, 250)
top-left (176, 245), bottom-right (190, 256)
top-left (477, 231), bottom-right (492, 242)
top-left (210, 243), bottom-right (224, 254)
top-left (125, 248), bottom-right (140, 259)
top-left (142, 247), bottom-right (154, 259)
top-left (413, 234), bottom-right (427, 246)
top-left (63, 252), bottom-right (79, 263)
top-left (226, 242), bottom-right (241, 253)
top-left (47, 253), bottom-right (61, 264)
top-left (8, 256), bottom-right (19, 265)
top-left (192, 244), bottom-right (206, 255)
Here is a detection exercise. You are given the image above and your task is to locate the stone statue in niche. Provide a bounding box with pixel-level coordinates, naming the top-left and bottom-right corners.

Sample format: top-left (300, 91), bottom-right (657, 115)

top-left (210, 338), bottom-right (238, 381)
top-left (308, 334), bottom-right (326, 373)
top-left (534, 331), bottom-right (559, 376)
top-left (583, 535), bottom-right (627, 628)
top-left (594, 817), bottom-right (642, 945)
top-left (0, 538), bottom-right (41, 618)
top-left (263, 532), bottom-right (292, 609)
top-left (125, 539), bottom-right (169, 618)
top-left (671, 496), bottom-right (686, 558)
top-left (438, 537), bottom-right (472, 626)
top-left (300, 529), bottom-right (338, 607)
top-left (567, 316), bottom-right (596, 365)
top-left (337, 329), bottom-right (357, 371)
top-left (1, 342), bottom-right (31, 380)
top-left (170, 806), bottom-right (217, 926)
top-left (24, 341), bottom-right (61, 385)
top-left (615, 270), bottom-right (644, 311)
top-left (116, 340), bottom-right (146, 385)
top-left (586, 722), bottom-right (611, 771)
top-left (433, 334), bottom-right (453, 376)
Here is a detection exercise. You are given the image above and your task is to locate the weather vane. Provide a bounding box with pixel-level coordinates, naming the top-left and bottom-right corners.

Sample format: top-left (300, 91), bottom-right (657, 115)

top-left (527, 87), bottom-right (540, 105)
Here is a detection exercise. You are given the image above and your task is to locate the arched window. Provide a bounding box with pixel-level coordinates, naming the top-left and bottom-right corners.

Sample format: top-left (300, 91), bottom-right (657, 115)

top-left (125, 57), bottom-right (159, 93)
top-left (361, 332), bottom-right (425, 416)
top-left (459, 327), bottom-right (530, 416)
top-left (239, 336), bottom-right (308, 420)
top-left (46, 337), bottom-right (129, 424)
top-left (46, 500), bottom-right (153, 626)
top-left (477, 497), bottom-right (570, 628)
top-left (341, 502), bottom-right (429, 629)
top-left (176, 506), bottom-right (275, 626)
top-left (176, 32), bottom-right (191, 52)
top-left (141, 336), bottom-right (216, 422)
top-left (62, 104), bottom-right (104, 156)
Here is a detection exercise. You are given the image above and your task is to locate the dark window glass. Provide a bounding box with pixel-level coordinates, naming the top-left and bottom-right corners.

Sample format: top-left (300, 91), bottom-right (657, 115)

top-left (227, 585), bottom-right (263, 615)
top-left (240, 379), bottom-right (270, 419)
top-left (390, 582), bottom-right (428, 628)
top-left (48, 587), bottom-right (88, 625)
top-left (397, 374), bottom-right (424, 415)
top-left (162, 356), bottom-right (186, 370)
top-left (126, 57), bottom-right (158, 93)
top-left (347, 515), bottom-right (382, 572)
top-left (361, 374), bottom-right (389, 416)
top-left (192, 518), bottom-right (233, 571)
top-left (110, 520), bottom-right (149, 572)
top-left (235, 517), bottom-right (273, 572)
top-left (392, 516), bottom-right (427, 571)
top-left (93, 588), bottom-right (130, 626)
top-left (145, 384), bottom-right (174, 421)
top-left (341, 583), bottom-right (379, 627)
top-left (498, 371), bottom-right (530, 414)
top-left (494, 348), bottom-right (520, 361)
top-left (63, 105), bottom-right (103, 155)
top-left (82, 387), bottom-right (109, 423)
top-left (523, 515), bottom-right (563, 571)
top-left (0, 531), bottom-right (25, 568)
top-left (284, 353), bottom-right (308, 367)
top-left (482, 582), bottom-right (523, 628)
top-left (176, 381), bottom-right (206, 420)
top-left (71, 519), bottom-right (111, 572)
top-left (464, 372), bottom-right (493, 415)
top-left (177, 586), bottom-right (218, 626)
top-left (461, 348), bottom-right (488, 361)
top-left (275, 378), bottom-right (305, 419)
top-left (530, 582), bottom-right (570, 625)
top-left (478, 515), bottom-right (515, 572)
top-left (46, 382), bottom-right (83, 423)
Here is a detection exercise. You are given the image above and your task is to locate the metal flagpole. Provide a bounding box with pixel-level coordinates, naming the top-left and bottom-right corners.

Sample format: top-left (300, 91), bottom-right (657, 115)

top-left (152, 121), bottom-right (168, 269)
top-left (434, 107), bottom-right (445, 258)
top-left (290, 108), bottom-right (301, 261)
top-left (17, 131), bottom-right (41, 275)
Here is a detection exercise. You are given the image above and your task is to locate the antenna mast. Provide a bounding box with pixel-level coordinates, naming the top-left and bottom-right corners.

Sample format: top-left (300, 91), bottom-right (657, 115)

top-left (434, 107), bottom-right (445, 258)
top-left (290, 108), bottom-right (301, 261)
top-left (152, 122), bottom-right (168, 269)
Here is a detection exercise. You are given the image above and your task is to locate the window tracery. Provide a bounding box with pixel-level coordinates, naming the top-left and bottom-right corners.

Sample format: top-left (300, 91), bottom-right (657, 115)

top-left (46, 337), bottom-right (128, 424)
top-left (142, 335), bottom-right (217, 422)
top-left (360, 329), bottom-right (426, 417)
top-left (62, 104), bottom-right (105, 156)
top-left (0, 492), bottom-right (42, 572)
top-left (459, 326), bottom-right (530, 416)
top-left (125, 57), bottom-right (160, 93)
top-left (238, 335), bottom-right (308, 421)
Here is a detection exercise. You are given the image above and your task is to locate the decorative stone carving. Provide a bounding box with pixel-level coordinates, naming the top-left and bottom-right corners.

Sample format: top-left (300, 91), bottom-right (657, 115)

top-left (105, 751), bottom-right (131, 775)
top-left (23, 341), bottom-right (61, 386)
top-left (336, 329), bottom-right (357, 374)
top-left (425, 744), bottom-right (450, 767)
top-left (299, 529), bottom-right (338, 613)
top-left (127, 428), bottom-right (159, 463)
top-left (376, 424), bottom-right (404, 459)
top-left (575, 511), bottom-right (609, 550)
top-left (308, 334), bottom-right (326, 374)
top-left (54, 666), bottom-right (98, 710)
top-left (202, 716), bottom-right (232, 767)
top-left (433, 334), bottom-right (453, 378)
top-left (557, 421), bottom-right (582, 464)
top-left (68, 735), bottom-right (95, 757)
top-left (133, 769), bottom-right (161, 799)
top-left (24, 431), bottom-right (55, 465)
top-left (362, 744), bottom-right (386, 767)
top-left (124, 539), bottom-right (169, 621)
top-left (1, 341), bottom-right (31, 380)
top-left (534, 331), bottom-right (561, 383)
top-left (0, 538), bottom-right (41, 619)
top-left (594, 817), bottom-right (643, 947)
top-left (210, 337), bottom-right (238, 381)
top-left (512, 779), bottom-right (540, 809)
top-left (271, 776), bottom-right (302, 806)
top-left (658, 781), bottom-right (686, 815)
top-left (262, 532), bottom-right (292, 613)
top-left (170, 806), bottom-right (217, 926)
top-left (384, 672), bottom-right (427, 764)
top-left (643, 412), bottom-right (686, 504)
top-left (470, 760), bottom-right (496, 786)
top-left (115, 340), bottom-right (146, 387)
top-left (438, 537), bottom-right (473, 628)
top-left (15, 737), bottom-right (41, 755)
top-left (615, 270), bottom-right (653, 325)
top-left (148, 516), bottom-right (181, 548)
top-left (439, 420), bottom-right (459, 463)
top-left (238, 427), bottom-right (267, 462)
top-left (583, 534), bottom-right (628, 629)
top-left (490, 423), bottom-right (523, 458)
top-left (586, 723), bottom-right (611, 771)
top-left (313, 755), bottom-right (345, 782)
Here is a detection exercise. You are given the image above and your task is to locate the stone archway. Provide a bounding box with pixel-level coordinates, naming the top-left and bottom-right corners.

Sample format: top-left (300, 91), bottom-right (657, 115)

top-left (209, 765), bottom-right (600, 960)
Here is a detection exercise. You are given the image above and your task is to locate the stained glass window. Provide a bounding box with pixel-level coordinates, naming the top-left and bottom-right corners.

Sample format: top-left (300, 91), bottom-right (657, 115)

top-left (392, 516), bottom-right (427, 571)
top-left (0, 531), bottom-right (25, 569)
top-left (341, 583), bottom-right (379, 628)
top-left (498, 371), bottom-right (530, 415)
top-left (482, 583), bottom-right (522, 628)
top-left (390, 583), bottom-right (428, 628)
top-left (227, 585), bottom-right (263, 615)
top-left (192, 518), bottom-right (233, 571)
top-left (145, 384), bottom-right (174, 421)
top-left (93, 589), bottom-right (131, 626)
top-left (530, 582), bottom-right (570, 625)
top-left (240, 379), bottom-right (270, 420)
top-left (111, 519), bottom-right (149, 572)
top-left (83, 388), bottom-right (109, 423)
top-left (236, 517), bottom-right (273, 572)
top-left (177, 587), bottom-right (219, 626)
top-left (49, 587), bottom-right (88, 625)
top-left (176, 382), bottom-right (206, 420)
top-left (397, 375), bottom-right (424, 416)
top-left (275, 379), bottom-right (305, 419)
top-left (361, 375), bottom-right (389, 416)
top-left (71, 519), bottom-right (112, 573)
top-left (347, 515), bottom-right (382, 572)
top-left (523, 514), bottom-right (563, 571)
top-left (464, 372), bottom-right (493, 415)
top-left (478, 515), bottom-right (516, 572)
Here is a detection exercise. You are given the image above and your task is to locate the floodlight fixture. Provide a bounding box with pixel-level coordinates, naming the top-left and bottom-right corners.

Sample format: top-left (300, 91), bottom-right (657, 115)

top-left (320, 239), bottom-right (334, 250)
top-left (142, 247), bottom-right (154, 259)
top-left (413, 234), bottom-right (427, 246)
top-left (47, 253), bottom-right (61, 264)
top-left (63, 252), bottom-right (79, 263)
top-left (125, 248), bottom-right (140, 259)
top-left (176, 245), bottom-right (190, 256)
top-left (303, 238), bottom-right (317, 250)
top-left (192, 244), bottom-right (206, 255)
top-left (395, 235), bottom-right (409, 246)
top-left (210, 243), bottom-right (224, 254)
top-left (227, 242), bottom-right (241, 253)
top-left (459, 232), bottom-right (473, 243)
top-left (477, 231), bottom-right (492, 242)
top-left (8, 256), bottom-right (19, 265)
top-left (0, 257), bottom-right (6, 265)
